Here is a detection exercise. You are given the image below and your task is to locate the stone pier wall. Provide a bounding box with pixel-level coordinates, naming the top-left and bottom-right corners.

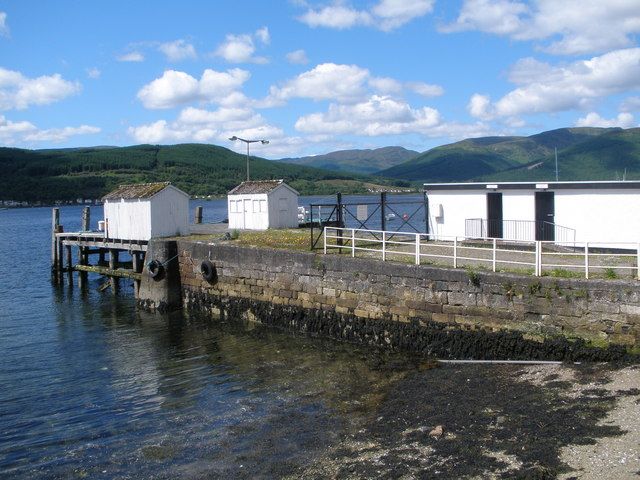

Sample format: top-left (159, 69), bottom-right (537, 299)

top-left (167, 240), bottom-right (640, 359)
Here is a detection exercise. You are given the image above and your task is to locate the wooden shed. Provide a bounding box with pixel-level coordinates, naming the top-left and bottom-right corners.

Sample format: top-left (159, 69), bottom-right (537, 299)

top-left (102, 182), bottom-right (190, 240)
top-left (227, 180), bottom-right (299, 230)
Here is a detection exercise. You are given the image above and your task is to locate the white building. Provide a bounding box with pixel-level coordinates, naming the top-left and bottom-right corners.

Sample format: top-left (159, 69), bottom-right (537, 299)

top-left (424, 181), bottom-right (640, 247)
top-left (102, 182), bottom-right (190, 240)
top-left (227, 180), bottom-right (299, 230)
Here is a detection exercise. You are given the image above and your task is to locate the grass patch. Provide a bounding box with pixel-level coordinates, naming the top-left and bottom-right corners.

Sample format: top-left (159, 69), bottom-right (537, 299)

top-left (543, 268), bottom-right (583, 279)
top-left (232, 228), bottom-right (311, 251)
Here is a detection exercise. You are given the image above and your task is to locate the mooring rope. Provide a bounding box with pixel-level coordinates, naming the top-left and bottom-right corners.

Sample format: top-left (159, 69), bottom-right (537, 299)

top-left (148, 253), bottom-right (180, 268)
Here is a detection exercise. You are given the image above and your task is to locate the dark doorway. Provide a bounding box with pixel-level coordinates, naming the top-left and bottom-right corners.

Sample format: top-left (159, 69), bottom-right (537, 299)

top-left (486, 192), bottom-right (503, 238)
top-left (535, 191), bottom-right (555, 241)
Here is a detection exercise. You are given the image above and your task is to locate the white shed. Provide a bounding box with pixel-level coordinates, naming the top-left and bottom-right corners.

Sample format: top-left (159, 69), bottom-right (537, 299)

top-left (102, 182), bottom-right (190, 240)
top-left (424, 181), bottom-right (640, 248)
top-left (227, 180), bottom-right (299, 230)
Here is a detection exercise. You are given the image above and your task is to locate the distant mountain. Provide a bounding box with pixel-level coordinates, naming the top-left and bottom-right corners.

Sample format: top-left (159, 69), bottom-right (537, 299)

top-left (0, 144), bottom-right (404, 203)
top-left (280, 146), bottom-right (420, 175)
top-left (378, 128), bottom-right (619, 182)
top-left (485, 128), bottom-right (640, 182)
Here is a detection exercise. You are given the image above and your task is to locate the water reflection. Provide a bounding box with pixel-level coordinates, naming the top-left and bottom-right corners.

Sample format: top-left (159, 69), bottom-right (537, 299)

top-left (1, 295), bottom-right (420, 479)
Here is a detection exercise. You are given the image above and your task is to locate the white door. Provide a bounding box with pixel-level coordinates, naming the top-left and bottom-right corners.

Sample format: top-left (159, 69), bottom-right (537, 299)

top-left (243, 199), bottom-right (251, 229)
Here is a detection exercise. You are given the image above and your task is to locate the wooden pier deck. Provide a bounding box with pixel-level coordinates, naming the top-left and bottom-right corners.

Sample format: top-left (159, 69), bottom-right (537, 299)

top-left (51, 207), bottom-right (149, 294)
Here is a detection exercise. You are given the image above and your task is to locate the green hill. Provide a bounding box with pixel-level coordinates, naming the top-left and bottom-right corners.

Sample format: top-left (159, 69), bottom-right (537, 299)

top-left (378, 128), bottom-right (618, 182)
top-left (486, 128), bottom-right (640, 181)
top-left (0, 144), bottom-right (403, 202)
top-left (280, 146), bottom-right (419, 175)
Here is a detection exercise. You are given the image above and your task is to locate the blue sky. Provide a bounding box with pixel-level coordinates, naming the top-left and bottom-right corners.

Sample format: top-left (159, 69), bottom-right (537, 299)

top-left (0, 0), bottom-right (639, 158)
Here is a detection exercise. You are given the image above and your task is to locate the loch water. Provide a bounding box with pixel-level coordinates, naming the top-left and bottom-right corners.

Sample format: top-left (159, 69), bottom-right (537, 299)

top-left (0, 201), bottom-right (422, 479)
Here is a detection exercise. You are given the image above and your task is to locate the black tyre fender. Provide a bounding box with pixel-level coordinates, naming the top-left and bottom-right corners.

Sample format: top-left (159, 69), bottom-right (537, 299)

top-left (200, 260), bottom-right (217, 282)
top-left (147, 260), bottom-right (164, 279)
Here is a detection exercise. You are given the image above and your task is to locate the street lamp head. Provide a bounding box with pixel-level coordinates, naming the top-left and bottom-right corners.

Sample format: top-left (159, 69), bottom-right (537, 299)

top-left (261, 140), bottom-right (269, 145)
top-left (229, 136), bottom-right (238, 141)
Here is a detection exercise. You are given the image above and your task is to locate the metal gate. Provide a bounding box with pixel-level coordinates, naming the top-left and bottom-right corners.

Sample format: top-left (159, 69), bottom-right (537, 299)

top-left (309, 192), bottom-right (428, 250)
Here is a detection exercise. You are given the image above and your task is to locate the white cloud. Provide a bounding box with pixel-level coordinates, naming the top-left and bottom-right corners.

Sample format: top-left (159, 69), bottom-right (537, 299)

top-left (24, 125), bottom-right (101, 142)
top-left (299, 5), bottom-right (372, 29)
top-left (467, 93), bottom-right (492, 120)
top-left (255, 27), bottom-right (270, 44)
top-left (86, 67), bottom-right (101, 79)
top-left (575, 112), bottom-right (636, 128)
top-left (0, 11), bottom-right (9, 37)
top-left (0, 115), bottom-right (35, 143)
top-left (137, 68), bottom-right (250, 109)
top-left (117, 51), bottom-right (144, 62)
top-left (298, 0), bottom-right (433, 31)
top-left (295, 95), bottom-right (439, 135)
top-left (158, 39), bottom-right (197, 61)
top-left (266, 63), bottom-right (370, 105)
top-left (442, 0), bottom-right (640, 55)
top-left (368, 77), bottom-right (402, 94)
top-left (407, 82), bottom-right (444, 97)
top-left (128, 105), bottom-right (283, 145)
top-left (294, 94), bottom-right (491, 140)
top-left (468, 48), bottom-right (640, 119)
top-left (286, 49), bottom-right (309, 65)
top-left (0, 68), bottom-right (81, 110)
top-left (264, 63), bottom-right (444, 107)
top-left (214, 28), bottom-right (269, 64)
top-left (0, 115), bottom-right (99, 144)
top-left (440, 0), bottom-right (528, 36)
top-left (372, 0), bottom-right (435, 31)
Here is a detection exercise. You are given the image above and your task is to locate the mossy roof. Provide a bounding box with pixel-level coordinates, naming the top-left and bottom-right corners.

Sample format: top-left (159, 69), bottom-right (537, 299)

top-left (102, 182), bottom-right (172, 200)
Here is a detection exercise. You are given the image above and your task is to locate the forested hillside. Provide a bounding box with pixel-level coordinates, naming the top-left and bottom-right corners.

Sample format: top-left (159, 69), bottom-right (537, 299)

top-left (0, 144), bottom-right (403, 202)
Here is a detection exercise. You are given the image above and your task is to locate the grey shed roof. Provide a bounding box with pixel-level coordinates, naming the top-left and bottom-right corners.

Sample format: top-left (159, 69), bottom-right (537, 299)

top-left (228, 179), bottom-right (298, 195)
top-left (103, 182), bottom-right (173, 200)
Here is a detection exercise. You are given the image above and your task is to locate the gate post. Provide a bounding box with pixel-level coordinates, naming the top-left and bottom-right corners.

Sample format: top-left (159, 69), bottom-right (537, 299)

top-left (381, 192), bottom-right (387, 232)
top-left (337, 193), bottom-right (343, 252)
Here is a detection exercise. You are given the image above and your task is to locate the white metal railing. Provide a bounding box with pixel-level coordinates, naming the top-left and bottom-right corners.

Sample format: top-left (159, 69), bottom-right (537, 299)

top-left (323, 226), bottom-right (640, 280)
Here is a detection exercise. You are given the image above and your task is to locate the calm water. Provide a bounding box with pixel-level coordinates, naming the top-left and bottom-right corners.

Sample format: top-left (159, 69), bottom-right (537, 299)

top-left (0, 202), bottom-right (419, 479)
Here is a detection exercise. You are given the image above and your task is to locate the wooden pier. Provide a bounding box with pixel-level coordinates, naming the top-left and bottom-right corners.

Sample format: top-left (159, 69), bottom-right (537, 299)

top-left (51, 207), bottom-right (148, 295)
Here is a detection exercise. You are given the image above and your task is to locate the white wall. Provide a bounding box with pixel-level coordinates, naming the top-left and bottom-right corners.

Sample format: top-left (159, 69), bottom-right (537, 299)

top-left (104, 187), bottom-right (189, 240)
top-left (228, 186), bottom-right (298, 230)
top-left (104, 199), bottom-right (151, 240)
top-left (427, 191), bottom-right (486, 238)
top-left (267, 186), bottom-right (298, 229)
top-left (502, 191), bottom-right (535, 222)
top-left (427, 187), bottom-right (640, 247)
top-left (556, 189), bottom-right (640, 247)
top-left (228, 194), bottom-right (269, 230)
top-left (150, 188), bottom-right (189, 238)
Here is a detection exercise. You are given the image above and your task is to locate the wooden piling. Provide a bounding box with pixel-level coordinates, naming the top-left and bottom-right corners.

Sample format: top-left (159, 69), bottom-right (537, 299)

top-left (56, 226), bottom-right (64, 283)
top-left (98, 249), bottom-right (106, 266)
top-left (51, 208), bottom-right (60, 281)
top-left (78, 246), bottom-right (88, 289)
top-left (195, 206), bottom-right (203, 224)
top-left (132, 251), bottom-right (142, 297)
top-left (81, 206), bottom-right (90, 231)
top-left (66, 244), bottom-right (73, 286)
top-left (109, 249), bottom-right (119, 294)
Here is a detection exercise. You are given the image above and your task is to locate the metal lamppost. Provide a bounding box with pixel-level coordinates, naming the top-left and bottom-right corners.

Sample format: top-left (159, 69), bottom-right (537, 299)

top-left (228, 136), bottom-right (269, 182)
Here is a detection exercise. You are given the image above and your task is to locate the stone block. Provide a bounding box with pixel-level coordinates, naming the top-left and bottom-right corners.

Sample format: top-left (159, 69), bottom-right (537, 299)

top-left (336, 297), bottom-right (358, 309)
top-left (432, 312), bottom-right (454, 324)
top-left (448, 292), bottom-right (477, 306)
top-left (620, 304), bottom-right (640, 315)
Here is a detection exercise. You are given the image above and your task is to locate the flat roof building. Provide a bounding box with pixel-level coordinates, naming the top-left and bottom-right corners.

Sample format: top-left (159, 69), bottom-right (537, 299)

top-left (424, 181), bottom-right (640, 248)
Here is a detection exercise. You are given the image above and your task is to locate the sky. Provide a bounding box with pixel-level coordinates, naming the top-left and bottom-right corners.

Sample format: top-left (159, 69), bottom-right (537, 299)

top-left (0, 0), bottom-right (639, 159)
